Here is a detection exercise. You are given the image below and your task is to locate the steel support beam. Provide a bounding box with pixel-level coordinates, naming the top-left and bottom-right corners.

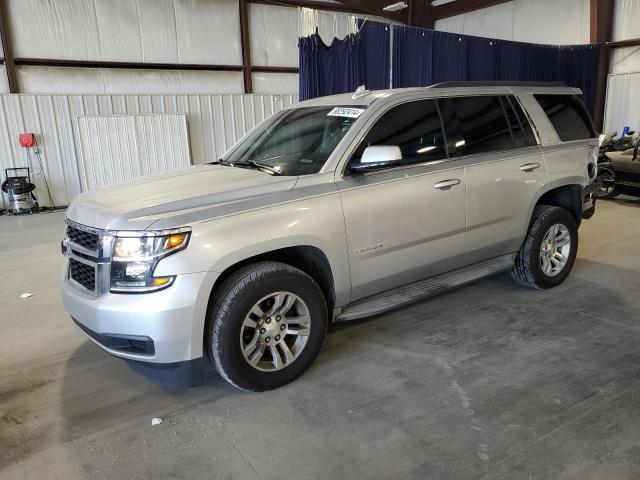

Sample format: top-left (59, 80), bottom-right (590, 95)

top-left (0, 0), bottom-right (17, 92)
top-left (12, 58), bottom-right (299, 74)
top-left (431, 0), bottom-right (513, 20)
top-left (239, 0), bottom-right (253, 93)
top-left (13, 58), bottom-right (245, 71)
top-left (591, 0), bottom-right (615, 131)
top-left (250, 0), bottom-right (370, 15)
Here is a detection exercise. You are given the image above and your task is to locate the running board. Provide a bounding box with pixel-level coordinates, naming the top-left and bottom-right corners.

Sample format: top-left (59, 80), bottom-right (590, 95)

top-left (336, 254), bottom-right (515, 322)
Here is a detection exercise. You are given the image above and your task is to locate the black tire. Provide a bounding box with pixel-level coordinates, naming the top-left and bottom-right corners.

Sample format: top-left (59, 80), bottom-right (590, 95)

top-left (511, 205), bottom-right (578, 290)
top-left (596, 168), bottom-right (619, 199)
top-left (207, 261), bottom-right (327, 392)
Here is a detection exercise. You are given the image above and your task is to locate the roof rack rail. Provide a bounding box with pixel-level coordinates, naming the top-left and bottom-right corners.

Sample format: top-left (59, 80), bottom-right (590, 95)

top-left (431, 81), bottom-right (568, 88)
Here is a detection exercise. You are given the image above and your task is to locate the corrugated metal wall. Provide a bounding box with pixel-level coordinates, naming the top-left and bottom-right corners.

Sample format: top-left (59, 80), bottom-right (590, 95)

top-left (76, 114), bottom-right (191, 190)
top-left (0, 93), bottom-right (297, 207)
top-left (603, 71), bottom-right (640, 134)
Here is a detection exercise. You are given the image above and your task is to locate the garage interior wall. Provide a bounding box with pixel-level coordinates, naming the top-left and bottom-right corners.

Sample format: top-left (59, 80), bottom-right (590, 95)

top-left (0, 93), bottom-right (296, 207)
top-left (0, 1), bottom-right (626, 206)
top-left (0, 0), bottom-right (393, 209)
top-left (5, 0), bottom-right (292, 95)
top-left (603, 0), bottom-right (640, 132)
top-left (433, 0), bottom-right (590, 45)
top-left (1, 0), bottom-right (385, 96)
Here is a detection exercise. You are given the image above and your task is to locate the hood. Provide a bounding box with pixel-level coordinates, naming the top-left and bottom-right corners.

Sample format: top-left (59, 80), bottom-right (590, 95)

top-left (66, 164), bottom-right (298, 230)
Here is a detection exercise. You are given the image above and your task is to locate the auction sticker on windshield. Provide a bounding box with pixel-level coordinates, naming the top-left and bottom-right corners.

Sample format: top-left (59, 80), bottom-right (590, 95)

top-left (327, 107), bottom-right (365, 118)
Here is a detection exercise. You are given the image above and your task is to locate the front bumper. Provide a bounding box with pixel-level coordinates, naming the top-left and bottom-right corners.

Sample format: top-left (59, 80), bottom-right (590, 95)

top-left (62, 270), bottom-right (209, 363)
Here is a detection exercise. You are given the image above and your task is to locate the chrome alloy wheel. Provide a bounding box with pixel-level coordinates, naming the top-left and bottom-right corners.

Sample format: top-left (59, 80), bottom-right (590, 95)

top-left (539, 223), bottom-right (571, 277)
top-left (240, 292), bottom-right (311, 372)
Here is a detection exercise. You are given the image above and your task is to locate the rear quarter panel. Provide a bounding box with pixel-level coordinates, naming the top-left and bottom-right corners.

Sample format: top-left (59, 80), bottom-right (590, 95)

top-left (517, 92), bottom-right (596, 229)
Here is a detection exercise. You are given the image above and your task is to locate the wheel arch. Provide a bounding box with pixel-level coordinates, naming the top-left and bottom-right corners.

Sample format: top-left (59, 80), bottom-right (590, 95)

top-left (210, 245), bottom-right (336, 312)
top-left (533, 183), bottom-right (583, 226)
top-left (202, 245), bottom-right (337, 359)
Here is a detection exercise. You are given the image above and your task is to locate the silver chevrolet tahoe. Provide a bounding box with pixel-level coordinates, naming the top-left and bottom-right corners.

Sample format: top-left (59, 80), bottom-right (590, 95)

top-left (62, 82), bottom-right (598, 391)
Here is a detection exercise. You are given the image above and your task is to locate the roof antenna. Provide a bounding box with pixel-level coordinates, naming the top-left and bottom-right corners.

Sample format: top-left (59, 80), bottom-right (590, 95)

top-left (352, 85), bottom-right (371, 99)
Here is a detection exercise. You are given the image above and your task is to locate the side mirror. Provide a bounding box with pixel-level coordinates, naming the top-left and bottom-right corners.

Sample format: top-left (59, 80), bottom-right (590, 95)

top-left (350, 146), bottom-right (402, 173)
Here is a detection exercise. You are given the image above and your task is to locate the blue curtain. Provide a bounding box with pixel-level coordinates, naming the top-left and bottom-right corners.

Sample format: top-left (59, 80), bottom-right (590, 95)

top-left (393, 27), bottom-right (433, 87)
top-left (298, 22), bottom-right (391, 100)
top-left (359, 21), bottom-right (391, 91)
top-left (299, 22), bottom-right (601, 115)
top-left (298, 33), bottom-right (362, 101)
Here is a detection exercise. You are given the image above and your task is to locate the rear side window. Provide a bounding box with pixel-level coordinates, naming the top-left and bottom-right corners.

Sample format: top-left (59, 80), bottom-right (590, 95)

top-left (534, 94), bottom-right (596, 142)
top-left (438, 96), bottom-right (514, 157)
top-left (504, 96), bottom-right (537, 147)
top-left (350, 99), bottom-right (447, 167)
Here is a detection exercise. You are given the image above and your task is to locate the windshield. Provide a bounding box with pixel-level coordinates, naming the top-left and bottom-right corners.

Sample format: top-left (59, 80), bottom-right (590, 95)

top-left (224, 106), bottom-right (365, 176)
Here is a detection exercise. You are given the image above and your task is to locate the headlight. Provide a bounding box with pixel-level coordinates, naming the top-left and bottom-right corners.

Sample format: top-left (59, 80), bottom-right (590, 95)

top-left (110, 228), bottom-right (191, 293)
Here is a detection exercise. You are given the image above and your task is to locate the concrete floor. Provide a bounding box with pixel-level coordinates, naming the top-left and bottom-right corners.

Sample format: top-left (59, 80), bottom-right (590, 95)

top-left (1, 198), bottom-right (640, 480)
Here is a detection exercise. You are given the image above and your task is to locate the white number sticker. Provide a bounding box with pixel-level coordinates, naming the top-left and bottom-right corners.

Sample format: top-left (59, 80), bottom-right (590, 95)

top-left (327, 107), bottom-right (365, 119)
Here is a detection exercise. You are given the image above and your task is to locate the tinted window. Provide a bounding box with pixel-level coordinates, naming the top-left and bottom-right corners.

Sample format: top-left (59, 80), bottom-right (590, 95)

top-left (438, 96), bottom-right (514, 157)
top-left (534, 94), bottom-right (596, 142)
top-left (349, 99), bottom-right (446, 169)
top-left (504, 96), bottom-right (537, 147)
top-left (226, 106), bottom-right (361, 176)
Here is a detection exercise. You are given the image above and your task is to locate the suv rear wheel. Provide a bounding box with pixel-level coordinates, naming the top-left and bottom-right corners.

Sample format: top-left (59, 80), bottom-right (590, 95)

top-left (511, 205), bottom-right (578, 289)
top-left (207, 261), bottom-right (327, 391)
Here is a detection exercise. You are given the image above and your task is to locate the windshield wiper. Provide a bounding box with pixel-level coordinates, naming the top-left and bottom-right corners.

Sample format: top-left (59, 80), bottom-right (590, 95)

top-left (210, 158), bottom-right (232, 166)
top-left (233, 160), bottom-right (282, 176)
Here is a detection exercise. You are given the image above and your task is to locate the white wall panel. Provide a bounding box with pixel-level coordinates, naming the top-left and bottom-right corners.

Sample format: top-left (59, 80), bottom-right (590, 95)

top-left (94, 0), bottom-right (144, 62)
top-left (8, 0), bottom-right (101, 60)
top-left (0, 66), bottom-right (9, 93)
top-left (605, 0), bottom-right (640, 128)
top-left (0, 93), bottom-right (297, 206)
top-left (250, 4), bottom-right (298, 67)
top-left (18, 67), bottom-right (244, 95)
top-left (8, 0), bottom-right (242, 65)
top-left (435, 0), bottom-right (589, 45)
top-left (137, 0), bottom-right (180, 62)
top-left (76, 114), bottom-right (190, 190)
top-left (174, 0), bottom-right (241, 65)
top-left (611, 47), bottom-right (640, 74)
top-left (252, 73), bottom-right (299, 94)
top-left (604, 72), bottom-right (640, 133)
top-left (613, 0), bottom-right (640, 41)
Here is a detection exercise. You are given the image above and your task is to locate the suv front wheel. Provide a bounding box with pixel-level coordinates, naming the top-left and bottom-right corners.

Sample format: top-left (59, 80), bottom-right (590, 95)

top-left (207, 261), bottom-right (328, 391)
top-left (511, 205), bottom-right (578, 289)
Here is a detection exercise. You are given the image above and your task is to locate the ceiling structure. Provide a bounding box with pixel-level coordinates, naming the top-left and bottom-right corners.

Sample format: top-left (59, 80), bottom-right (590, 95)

top-left (338, 0), bottom-right (514, 28)
top-left (255, 0), bottom-right (515, 29)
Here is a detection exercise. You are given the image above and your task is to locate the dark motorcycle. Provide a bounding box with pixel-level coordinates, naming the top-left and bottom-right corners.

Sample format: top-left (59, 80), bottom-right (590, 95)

top-left (596, 138), bottom-right (640, 199)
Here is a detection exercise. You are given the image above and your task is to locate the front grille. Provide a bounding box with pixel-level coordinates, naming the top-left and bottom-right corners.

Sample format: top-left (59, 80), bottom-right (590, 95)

top-left (67, 225), bottom-right (99, 251)
top-left (69, 258), bottom-right (96, 292)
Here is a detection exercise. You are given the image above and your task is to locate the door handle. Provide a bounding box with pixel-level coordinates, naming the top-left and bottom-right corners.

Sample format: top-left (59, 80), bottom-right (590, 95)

top-left (520, 162), bottom-right (541, 172)
top-left (433, 178), bottom-right (461, 190)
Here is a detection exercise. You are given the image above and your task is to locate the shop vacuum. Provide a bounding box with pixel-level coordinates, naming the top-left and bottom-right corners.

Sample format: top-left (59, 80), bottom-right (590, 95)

top-left (1, 167), bottom-right (38, 215)
top-left (1, 133), bottom-right (66, 216)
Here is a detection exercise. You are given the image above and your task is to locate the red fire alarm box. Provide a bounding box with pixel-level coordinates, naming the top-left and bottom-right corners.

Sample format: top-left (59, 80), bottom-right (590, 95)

top-left (19, 133), bottom-right (36, 148)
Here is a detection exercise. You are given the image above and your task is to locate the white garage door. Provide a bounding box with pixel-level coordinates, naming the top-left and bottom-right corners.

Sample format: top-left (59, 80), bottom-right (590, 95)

top-left (75, 113), bottom-right (191, 191)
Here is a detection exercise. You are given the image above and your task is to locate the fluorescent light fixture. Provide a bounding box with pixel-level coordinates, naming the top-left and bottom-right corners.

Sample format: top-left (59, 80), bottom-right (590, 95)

top-left (383, 2), bottom-right (408, 12)
top-left (455, 140), bottom-right (466, 148)
top-left (417, 146), bottom-right (437, 153)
